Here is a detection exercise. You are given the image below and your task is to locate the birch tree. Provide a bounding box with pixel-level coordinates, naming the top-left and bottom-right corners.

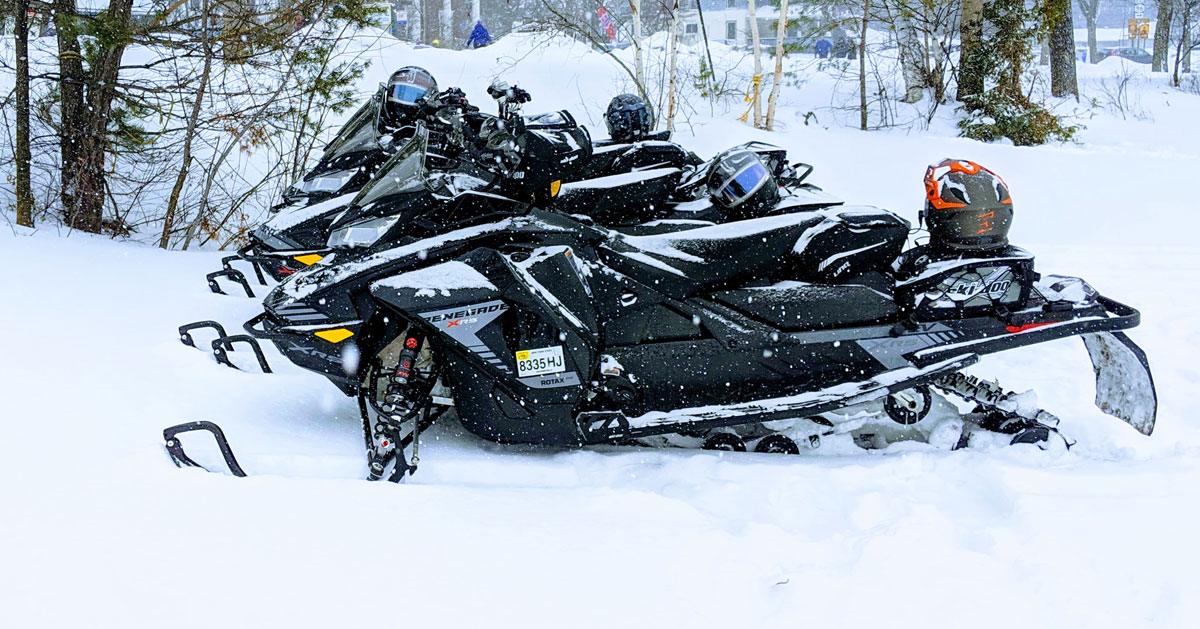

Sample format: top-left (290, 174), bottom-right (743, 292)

top-left (628, 0), bottom-right (644, 90)
top-left (666, 0), bottom-right (681, 131)
top-left (747, 0), bottom-right (764, 128)
top-left (764, 0), bottom-right (789, 130)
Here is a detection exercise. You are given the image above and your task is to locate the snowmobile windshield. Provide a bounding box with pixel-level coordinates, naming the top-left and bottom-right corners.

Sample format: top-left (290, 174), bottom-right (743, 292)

top-left (321, 97), bottom-right (381, 161)
top-left (350, 126), bottom-right (429, 209)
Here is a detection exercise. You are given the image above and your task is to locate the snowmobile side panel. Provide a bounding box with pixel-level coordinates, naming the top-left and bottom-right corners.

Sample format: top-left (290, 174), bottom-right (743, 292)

top-left (1082, 331), bottom-right (1157, 435)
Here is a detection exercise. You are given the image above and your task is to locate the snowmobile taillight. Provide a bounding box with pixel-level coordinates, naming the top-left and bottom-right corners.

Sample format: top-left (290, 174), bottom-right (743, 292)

top-left (1005, 321), bottom-right (1054, 334)
top-left (277, 265), bottom-right (296, 276)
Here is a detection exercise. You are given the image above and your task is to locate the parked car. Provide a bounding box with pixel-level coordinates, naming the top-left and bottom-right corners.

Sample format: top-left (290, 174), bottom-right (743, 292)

top-left (1104, 47), bottom-right (1153, 64)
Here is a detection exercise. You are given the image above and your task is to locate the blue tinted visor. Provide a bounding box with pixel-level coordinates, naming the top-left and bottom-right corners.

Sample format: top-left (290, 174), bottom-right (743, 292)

top-left (389, 83), bottom-right (431, 106)
top-left (718, 161), bottom-right (769, 206)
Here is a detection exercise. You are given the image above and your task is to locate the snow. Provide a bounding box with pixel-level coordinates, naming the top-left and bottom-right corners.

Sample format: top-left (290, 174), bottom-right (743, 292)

top-left (3, 27), bottom-right (1200, 629)
top-left (372, 260), bottom-right (496, 297)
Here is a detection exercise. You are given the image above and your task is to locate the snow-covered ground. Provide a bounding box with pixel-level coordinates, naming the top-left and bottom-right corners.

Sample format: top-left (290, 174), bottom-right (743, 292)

top-left (2, 31), bottom-right (1200, 628)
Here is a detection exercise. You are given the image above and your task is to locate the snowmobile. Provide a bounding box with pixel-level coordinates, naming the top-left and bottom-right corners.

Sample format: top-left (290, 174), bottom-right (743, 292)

top-left (205, 82), bottom-right (837, 297)
top-left (167, 175), bottom-right (1156, 481)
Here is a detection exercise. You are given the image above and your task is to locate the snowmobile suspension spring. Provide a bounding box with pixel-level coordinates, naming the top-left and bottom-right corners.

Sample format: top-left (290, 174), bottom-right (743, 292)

top-left (932, 372), bottom-right (1060, 427)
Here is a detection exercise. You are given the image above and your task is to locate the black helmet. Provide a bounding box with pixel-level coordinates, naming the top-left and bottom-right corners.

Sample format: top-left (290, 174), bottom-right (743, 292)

top-left (383, 67), bottom-right (437, 124)
top-left (922, 159), bottom-right (1013, 251)
top-left (605, 94), bottom-right (653, 143)
top-left (707, 150), bottom-right (780, 218)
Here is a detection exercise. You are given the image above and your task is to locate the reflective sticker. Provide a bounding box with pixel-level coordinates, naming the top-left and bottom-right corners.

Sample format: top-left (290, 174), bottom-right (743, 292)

top-left (515, 346), bottom-right (566, 377)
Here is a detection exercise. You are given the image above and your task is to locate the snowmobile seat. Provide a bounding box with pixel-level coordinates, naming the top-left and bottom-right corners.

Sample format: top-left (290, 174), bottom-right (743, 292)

top-left (600, 212), bottom-right (827, 298)
top-left (710, 281), bottom-right (898, 331)
top-left (599, 207), bottom-right (908, 299)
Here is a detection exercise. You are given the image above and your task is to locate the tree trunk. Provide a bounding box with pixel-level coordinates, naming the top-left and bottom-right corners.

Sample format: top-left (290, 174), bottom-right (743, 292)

top-left (764, 0), bottom-right (789, 130)
top-left (748, 0), bottom-right (764, 127)
top-left (471, 0), bottom-right (480, 24)
top-left (895, 3), bottom-right (925, 103)
top-left (1153, 0), bottom-right (1173, 72)
top-left (55, 0), bottom-right (90, 231)
top-left (160, 0), bottom-right (213, 249)
top-left (1081, 0), bottom-right (1099, 63)
top-left (859, 0), bottom-right (868, 129)
top-left (440, 0), bottom-right (452, 45)
top-left (958, 0), bottom-right (984, 99)
top-left (1049, 0), bottom-right (1078, 97)
top-left (666, 1), bottom-right (680, 132)
top-left (15, 0), bottom-right (34, 228)
top-left (53, 0), bottom-right (135, 234)
top-left (629, 0), bottom-right (644, 92)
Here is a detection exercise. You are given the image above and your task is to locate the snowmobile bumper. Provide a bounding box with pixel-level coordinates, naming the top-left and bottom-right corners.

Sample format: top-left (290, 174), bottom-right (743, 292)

top-left (178, 320), bottom-right (273, 373)
top-left (910, 295), bottom-right (1155, 435)
top-left (163, 421), bottom-right (247, 477)
top-left (244, 311), bottom-right (361, 393)
top-left (206, 243), bottom-right (330, 296)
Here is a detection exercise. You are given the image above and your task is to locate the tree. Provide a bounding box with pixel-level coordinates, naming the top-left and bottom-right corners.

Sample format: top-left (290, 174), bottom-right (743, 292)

top-left (54, 0), bottom-right (136, 234)
top-left (959, 0), bottom-right (984, 98)
top-left (628, 0), bottom-right (645, 92)
top-left (665, 0), bottom-right (681, 131)
top-left (764, 0), bottom-right (789, 130)
top-left (1048, 0), bottom-right (1078, 97)
top-left (1154, 0), bottom-right (1174, 71)
top-left (1172, 0), bottom-right (1198, 85)
top-left (747, 0), bottom-right (765, 128)
top-left (891, 2), bottom-right (926, 103)
top-left (14, 0), bottom-right (33, 228)
top-left (1079, 0), bottom-right (1100, 64)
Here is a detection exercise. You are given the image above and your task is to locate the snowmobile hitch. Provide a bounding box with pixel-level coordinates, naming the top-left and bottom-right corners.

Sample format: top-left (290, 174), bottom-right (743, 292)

top-left (163, 421), bottom-right (247, 477)
top-left (206, 268), bottom-right (256, 298)
top-left (211, 334), bottom-right (273, 373)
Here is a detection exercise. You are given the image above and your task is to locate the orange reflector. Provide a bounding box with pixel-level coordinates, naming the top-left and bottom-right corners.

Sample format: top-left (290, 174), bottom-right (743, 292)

top-left (314, 328), bottom-right (354, 343)
top-left (293, 254), bottom-right (324, 266)
top-left (550, 180), bottom-right (561, 197)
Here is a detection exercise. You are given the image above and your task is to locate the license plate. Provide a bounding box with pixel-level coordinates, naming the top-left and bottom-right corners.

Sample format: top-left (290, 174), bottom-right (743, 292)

top-left (515, 346), bottom-right (565, 377)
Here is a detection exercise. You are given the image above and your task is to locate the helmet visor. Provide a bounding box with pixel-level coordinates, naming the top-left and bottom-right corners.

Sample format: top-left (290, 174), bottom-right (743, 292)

top-left (717, 160), bottom-right (769, 207)
top-left (389, 82), bottom-right (431, 106)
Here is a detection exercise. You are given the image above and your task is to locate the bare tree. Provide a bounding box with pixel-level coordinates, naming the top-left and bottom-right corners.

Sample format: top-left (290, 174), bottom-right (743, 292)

top-left (1154, 0), bottom-right (1174, 71)
top-left (765, 0), bottom-right (790, 130)
top-left (14, 0), bottom-right (33, 227)
top-left (628, 0), bottom-right (645, 89)
top-left (1079, 0), bottom-right (1100, 64)
top-left (665, 0), bottom-right (681, 131)
top-left (747, 0), bottom-right (765, 127)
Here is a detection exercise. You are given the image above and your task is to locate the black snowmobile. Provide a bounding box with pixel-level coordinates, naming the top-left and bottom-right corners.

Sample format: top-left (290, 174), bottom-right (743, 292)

top-left (204, 83), bottom-right (836, 297)
top-left (167, 159), bottom-right (1156, 482)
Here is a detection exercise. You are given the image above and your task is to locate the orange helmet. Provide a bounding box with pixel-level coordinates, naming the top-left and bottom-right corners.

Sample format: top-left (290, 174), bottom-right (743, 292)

top-left (922, 159), bottom-right (1014, 251)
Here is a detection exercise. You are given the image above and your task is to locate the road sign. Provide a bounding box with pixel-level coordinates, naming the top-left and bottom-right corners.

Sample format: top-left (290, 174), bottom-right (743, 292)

top-left (1134, 1), bottom-right (1145, 19)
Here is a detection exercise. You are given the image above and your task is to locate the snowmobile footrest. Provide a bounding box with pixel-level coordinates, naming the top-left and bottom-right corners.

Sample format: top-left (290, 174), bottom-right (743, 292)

top-left (163, 421), bottom-right (247, 477)
top-left (206, 268), bottom-right (255, 297)
top-left (211, 335), bottom-right (273, 373)
top-left (179, 320), bottom-right (228, 347)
